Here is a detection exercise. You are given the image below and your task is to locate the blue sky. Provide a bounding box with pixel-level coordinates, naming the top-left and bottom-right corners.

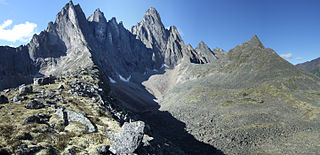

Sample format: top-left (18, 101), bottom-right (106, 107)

top-left (0, 0), bottom-right (319, 64)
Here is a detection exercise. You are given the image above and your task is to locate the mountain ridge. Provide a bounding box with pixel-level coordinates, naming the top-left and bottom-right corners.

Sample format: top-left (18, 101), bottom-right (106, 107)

top-left (296, 57), bottom-right (320, 77)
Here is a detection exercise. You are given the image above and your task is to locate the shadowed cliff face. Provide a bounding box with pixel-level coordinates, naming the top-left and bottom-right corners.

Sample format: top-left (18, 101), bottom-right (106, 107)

top-left (0, 46), bottom-right (36, 90)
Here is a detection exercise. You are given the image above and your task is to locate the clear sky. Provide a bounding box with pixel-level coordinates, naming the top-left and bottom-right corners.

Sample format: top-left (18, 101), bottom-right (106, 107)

top-left (0, 0), bottom-right (319, 64)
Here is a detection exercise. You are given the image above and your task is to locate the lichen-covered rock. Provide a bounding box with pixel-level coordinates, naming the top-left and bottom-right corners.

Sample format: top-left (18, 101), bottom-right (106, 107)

top-left (109, 121), bottom-right (145, 154)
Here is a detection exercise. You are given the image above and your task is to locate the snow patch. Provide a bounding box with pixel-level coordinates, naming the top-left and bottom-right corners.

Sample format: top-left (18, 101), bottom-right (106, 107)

top-left (119, 75), bottom-right (131, 82)
top-left (108, 77), bottom-right (116, 84)
top-left (160, 64), bottom-right (169, 69)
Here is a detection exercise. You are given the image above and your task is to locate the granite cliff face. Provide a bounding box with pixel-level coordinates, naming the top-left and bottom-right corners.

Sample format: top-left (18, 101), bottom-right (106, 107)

top-left (0, 1), bottom-right (320, 155)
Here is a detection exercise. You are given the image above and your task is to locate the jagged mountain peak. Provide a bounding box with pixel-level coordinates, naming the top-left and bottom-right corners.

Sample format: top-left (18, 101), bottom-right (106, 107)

top-left (88, 8), bottom-right (107, 23)
top-left (59, 0), bottom-right (75, 14)
top-left (197, 41), bottom-right (210, 50)
top-left (213, 47), bottom-right (226, 54)
top-left (145, 7), bottom-right (161, 20)
top-left (228, 34), bottom-right (265, 59)
top-left (109, 17), bottom-right (118, 24)
top-left (187, 44), bottom-right (194, 50)
top-left (140, 7), bottom-right (165, 30)
top-left (168, 26), bottom-right (182, 40)
top-left (194, 41), bottom-right (217, 63)
top-left (247, 34), bottom-right (264, 48)
top-left (55, 0), bottom-right (87, 28)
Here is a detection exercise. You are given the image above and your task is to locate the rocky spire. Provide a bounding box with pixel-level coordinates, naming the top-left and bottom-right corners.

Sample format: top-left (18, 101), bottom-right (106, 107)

top-left (132, 7), bottom-right (168, 50)
top-left (143, 8), bottom-right (163, 26)
top-left (247, 34), bottom-right (264, 49)
top-left (27, 1), bottom-right (93, 76)
top-left (195, 41), bottom-right (217, 63)
top-left (132, 8), bottom-right (197, 67)
top-left (88, 9), bottom-right (107, 43)
top-left (88, 9), bottom-right (107, 23)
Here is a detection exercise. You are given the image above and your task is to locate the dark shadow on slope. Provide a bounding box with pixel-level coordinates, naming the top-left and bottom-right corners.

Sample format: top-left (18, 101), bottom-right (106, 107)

top-left (140, 110), bottom-right (225, 155)
top-left (102, 68), bottom-right (224, 154)
top-left (102, 70), bottom-right (224, 154)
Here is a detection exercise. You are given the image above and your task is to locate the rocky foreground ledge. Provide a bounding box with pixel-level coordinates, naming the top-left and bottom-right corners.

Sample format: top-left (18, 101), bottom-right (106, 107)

top-left (0, 66), bottom-right (183, 154)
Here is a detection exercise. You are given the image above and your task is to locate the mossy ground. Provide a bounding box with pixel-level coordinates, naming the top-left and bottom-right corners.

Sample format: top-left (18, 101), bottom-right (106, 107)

top-left (0, 73), bottom-right (120, 154)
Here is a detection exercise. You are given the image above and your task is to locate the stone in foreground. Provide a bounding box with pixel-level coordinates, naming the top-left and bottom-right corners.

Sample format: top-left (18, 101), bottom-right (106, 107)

top-left (55, 108), bottom-right (97, 133)
top-left (109, 121), bottom-right (145, 154)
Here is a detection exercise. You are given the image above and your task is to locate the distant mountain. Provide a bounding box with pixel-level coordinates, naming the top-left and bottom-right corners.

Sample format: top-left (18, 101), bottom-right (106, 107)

top-left (296, 57), bottom-right (320, 77)
top-left (146, 35), bottom-right (320, 154)
top-left (0, 1), bottom-right (319, 154)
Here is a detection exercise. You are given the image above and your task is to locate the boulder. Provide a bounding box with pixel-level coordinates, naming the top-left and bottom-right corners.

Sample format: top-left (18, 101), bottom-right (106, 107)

top-left (98, 146), bottom-right (112, 155)
top-left (22, 115), bottom-right (42, 125)
top-left (55, 109), bottom-right (97, 133)
top-left (33, 76), bottom-right (55, 86)
top-left (109, 121), bottom-right (145, 154)
top-left (18, 84), bottom-right (33, 95)
top-left (0, 148), bottom-right (11, 155)
top-left (13, 95), bottom-right (22, 104)
top-left (16, 132), bottom-right (33, 140)
top-left (0, 95), bottom-right (9, 104)
top-left (15, 145), bottom-right (43, 155)
top-left (25, 100), bottom-right (45, 109)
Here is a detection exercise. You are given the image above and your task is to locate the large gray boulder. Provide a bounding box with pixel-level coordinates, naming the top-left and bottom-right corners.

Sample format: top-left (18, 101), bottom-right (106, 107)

top-left (109, 121), bottom-right (145, 155)
top-left (55, 108), bottom-right (96, 133)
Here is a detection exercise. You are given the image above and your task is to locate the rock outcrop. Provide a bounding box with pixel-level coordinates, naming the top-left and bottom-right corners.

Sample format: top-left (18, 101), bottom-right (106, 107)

top-left (55, 108), bottom-right (97, 133)
top-left (109, 121), bottom-right (145, 154)
top-left (0, 95), bottom-right (8, 104)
